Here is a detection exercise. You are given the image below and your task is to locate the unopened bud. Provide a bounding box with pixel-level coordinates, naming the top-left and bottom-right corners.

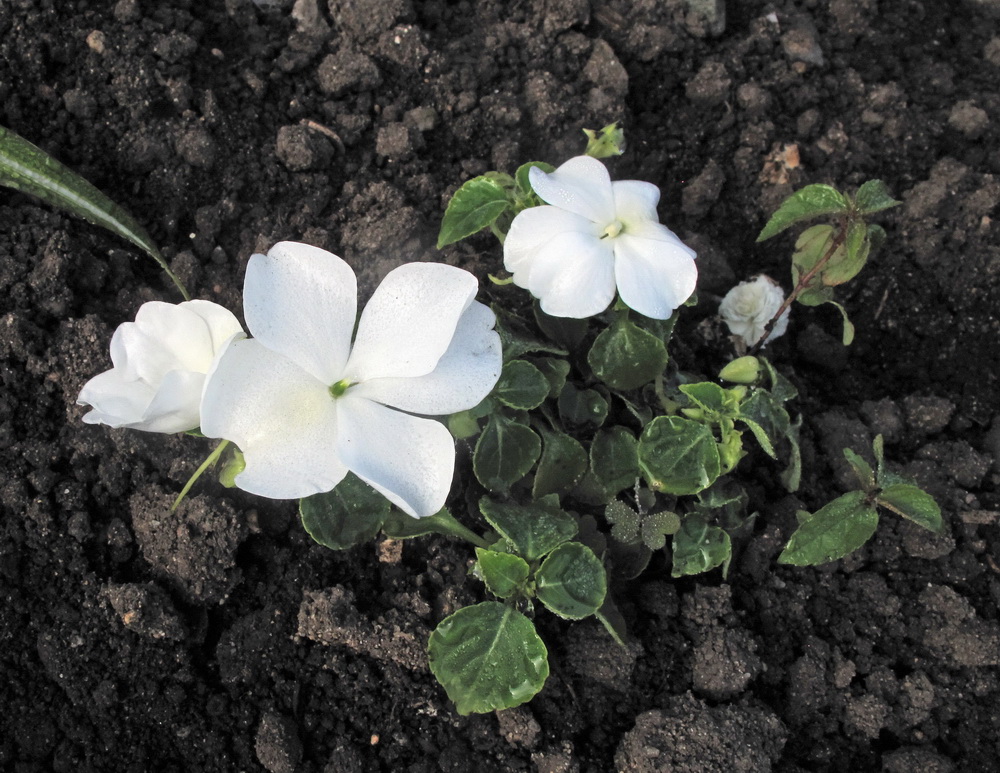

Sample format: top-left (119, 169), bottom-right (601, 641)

top-left (719, 356), bottom-right (761, 384)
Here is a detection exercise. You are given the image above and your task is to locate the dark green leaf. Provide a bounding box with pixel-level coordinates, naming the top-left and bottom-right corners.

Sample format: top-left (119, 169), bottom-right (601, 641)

top-left (536, 542), bottom-right (608, 619)
top-left (590, 426), bottom-right (639, 496)
top-left (428, 602), bottom-right (548, 715)
top-left (437, 176), bottom-right (511, 248)
top-left (671, 513), bottom-right (732, 577)
top-left (587, 316), bottom-right (668, 390)
top-left (494, 310), bottom-right (568, 359)
top-left (638, 416), bottom-right (721, 495)
top-left (558, 384), bottom-right (609, 429)
top-left (474, 549), bottom-right (531, 599)
top-left (533, 428), bottom-right (588, 498)
top-left (694, 477), bottom-right (749, 530)
top-left (479, 497), bottom-right (578, 561)
top-left (533, 302), bottom-right (589, 350)
top-left (494, 359), bottom-right (551, 410)
top-left (757, 184), bottom-right (849, 242)
top-left (0, 125), bottom-right (187, 299)
top-left (778, 490), bottom-right (879, 566)
top-left (595, 594), bottom-right (630, 647)
top-left (299, 473), bottom-right (391, 550)
top-left (382, 507), bottom-right (462, 540)
top-left (473, 414), bottom-right (541, 491)
top-left (759, 357), bottom-right (798, 403)
top-left (532, 357), bottom-right (571, 399)
top-left (877, 484), bottom-right (942, 533)
top-left (780, 414), bottom-right (803, 492)
top-left (853, 179), bottom-right (900, 215)
top-left (738, 389), bottom-right (790, 459)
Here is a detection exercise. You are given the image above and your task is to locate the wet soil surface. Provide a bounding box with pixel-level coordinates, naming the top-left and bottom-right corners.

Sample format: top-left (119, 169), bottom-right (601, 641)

top-left (2, 1), bottom-right (1000, 771)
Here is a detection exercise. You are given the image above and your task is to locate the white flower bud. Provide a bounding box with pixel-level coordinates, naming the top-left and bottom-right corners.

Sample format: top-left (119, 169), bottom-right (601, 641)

top-left (719, 275), bottom-right (789, 348)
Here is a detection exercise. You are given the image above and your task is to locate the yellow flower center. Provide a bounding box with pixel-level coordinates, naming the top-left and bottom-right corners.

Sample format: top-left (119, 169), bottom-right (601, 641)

top-left (601, 220), bottom-right (624, 239)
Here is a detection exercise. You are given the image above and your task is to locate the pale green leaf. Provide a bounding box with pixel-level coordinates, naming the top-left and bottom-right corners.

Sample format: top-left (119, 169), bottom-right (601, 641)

top-left (853, 179), bottom-right (900, 215)
top-left (437, 176), bottom-right (511, 248)
top-left (877, 484), bottom-right (942, 533)
top-left (778, 490), bottom-right (879, 566)
top-left (671, 513), bottom-right (731, 577)
top-left (479, 497), bottom-right (577, 561)
top-left (638, 416), bottom-right (721, 495)
top-left (474, 549), bottom-right (531, 599)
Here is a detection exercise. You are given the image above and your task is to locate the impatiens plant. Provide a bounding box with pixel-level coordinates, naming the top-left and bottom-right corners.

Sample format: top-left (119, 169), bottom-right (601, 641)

top-left (67, 122), bottom-right (940, 715)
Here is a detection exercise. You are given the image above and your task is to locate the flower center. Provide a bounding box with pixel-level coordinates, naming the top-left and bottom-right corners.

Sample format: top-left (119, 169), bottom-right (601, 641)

top-left (328, 378), bottom-right (352, 398)
top-left (600, 220), bottom-right (624, 239)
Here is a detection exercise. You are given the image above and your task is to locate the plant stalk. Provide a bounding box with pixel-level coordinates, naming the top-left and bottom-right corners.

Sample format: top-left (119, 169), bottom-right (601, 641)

top-left (171, 439), bottom-right (230, 512)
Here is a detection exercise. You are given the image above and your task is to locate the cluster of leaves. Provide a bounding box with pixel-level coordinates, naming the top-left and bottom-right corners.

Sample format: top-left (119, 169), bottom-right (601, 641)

top-left (779, 435), bottom-right (942, 565)
top-left (753, 180), bottom-right (900, 348)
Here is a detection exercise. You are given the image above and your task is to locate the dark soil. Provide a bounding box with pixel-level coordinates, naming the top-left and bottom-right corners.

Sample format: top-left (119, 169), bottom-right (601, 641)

top-left (2, 1), bottom-right (1000, 771)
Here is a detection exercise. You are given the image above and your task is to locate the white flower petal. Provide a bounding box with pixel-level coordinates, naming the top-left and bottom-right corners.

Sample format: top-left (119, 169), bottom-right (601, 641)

top-left (182, 300), bottom-right (245, 353)
top-left (614, 231), bottom-right (698, 320)
top-left (352, 302), bottom-right (501, 415)
top-left (516, 229), bottom-right (616, 318)
top-left (79, 368), bottom-right (155, 428)
top-left (529, 156), bottom-right (615, 223)
top-left (244, 242), bottom-right (357, 384)
top-left (612, 179), bottom-right (661, 224)
top-left (344, 263), bottom-right (478, 382)
top-left (336, 396), bottom-right (455, 518)
top-left (201, 338), bottom-right (348, 499)
top-left (503, 205), bottom-right (595, 275)
top-left (119, 301), bottom-right (216, 383)
top-left (136, 370), bottom-right (206, 433)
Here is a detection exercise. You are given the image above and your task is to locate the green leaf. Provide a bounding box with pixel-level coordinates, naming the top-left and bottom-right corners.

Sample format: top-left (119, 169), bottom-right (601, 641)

top-left (827, 300), bottom-right (855, 345)
top-left (638, 416), bottom-right (721, 495)
top-left (671, 513), bottom-right (732, 577)
top-left (536, 542), bottom-right (608, 619)
top-left (590, 426), bottom-right (639, 496)
top-left (778, 490), bottom-right (879, 566)
top-left (0, 125), bottom-right (188, 299)
top-left (822, 220), bottom-right (869, 286)
top-left (299, 473), bottom-right (391, 550)
top-left (877, 484), bottom-right (942, 533)
top-left (494, 310), bottom-right (568, 359)
top-left (641, 511), bottom-right (681, 550)
top-left (494, 359), bottom-right (551, 410)
top-left (587, 316), bottom-right (668, 391)
top-left (473, 414), bottom-right (541, 492)
top-left (479, 497), bottom-right (577, 561)
top-left (843, 447), bottom-right (876, 492)
top-left (738, 389), bottom-right (790, 459)
top-left (558, 384), bottom-right (608, 429)
top-left (428, 602), bottom-right (549, 715)
top-left (532, 357), bottom-right (571, 399)
top-left (447, 409), bottom-right (482, 439)
top-left (759, 357), bottom-right (798, 403)
top-left (533, 428), bottom-right (588, 499)
top-left (605, 500), bottom-right (641, 544)
top-left (583, 122), bottom-right (626, 159)
top-left (533, 302), bottom-right (589, 350)
top-left (679, 382), bottom-right (735, 415)
top-left (693, 477), bottom-right (749, 530)
top-left (792, 224), bottom-right (835, 287)
top-left (474, 549), bottom-right (531, 599)
top-left (780, 414), bottom-right (803, 492)
top-left (853, 179), bottom-right (900, 215)
top-left (514, 161), bottom-right (555, 198)
top-left (757, 183), bottom-right (850, 242)
top-left (595, 595), bottom-right (630, 647)
top-left (437, 176), bottom-right (511, 248)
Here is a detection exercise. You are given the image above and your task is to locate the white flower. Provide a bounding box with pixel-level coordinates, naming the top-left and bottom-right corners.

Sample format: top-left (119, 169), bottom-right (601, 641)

top-left (503, 155), bottom-right (698, 320)
top-left (78, 300), bottom-right (244, 434)
top-left (200, 242), bottom-right (502, 518)
top-left (719, 275), bottom-right (790, 348)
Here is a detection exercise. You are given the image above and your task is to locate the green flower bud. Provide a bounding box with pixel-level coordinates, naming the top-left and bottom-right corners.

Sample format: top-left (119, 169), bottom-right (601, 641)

top-left (719, 356), bottom-right (761, 384)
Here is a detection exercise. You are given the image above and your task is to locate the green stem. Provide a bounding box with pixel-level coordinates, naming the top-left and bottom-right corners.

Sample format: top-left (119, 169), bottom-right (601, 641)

top-left (171, 439), bottom-right (230, 512)
top-left (432, 509), bottom-right (491, 549)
